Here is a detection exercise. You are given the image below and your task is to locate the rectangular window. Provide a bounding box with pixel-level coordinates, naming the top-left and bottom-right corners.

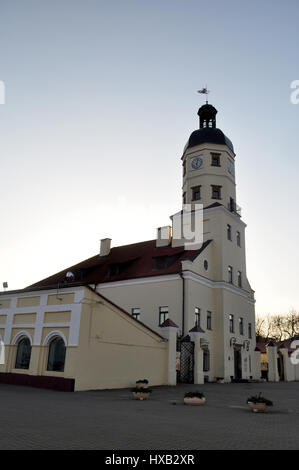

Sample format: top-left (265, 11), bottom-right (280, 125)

top-left (229, 314), bottom-right (234, 333)
top-left (183, 192), bottom-right (186, 204)
top-left (248, 322), bottom-right (252, 339)
top-left (227, 224), bottom-right (232, 241)
top-left (159, 306), bottom-right (169, 326)
top-left (228, 265), bottom-right (233, 284)
top-left (195, 307), bottom-right (200, 326)
top-left (211, 153), bottom-right (221, 166)
top-left (203, 349), bottom-right (210, 372)
top-left (236, 231), bottom-right (241, 247)
top-left (211, 185), bottom-right (222, 199)
top-left (131, 308), bottom-right (140, 320)
top-left (207, 311), bottom-right (212, 330)
top-left (229, 197), bottom-right (235, 212)
top-left (192, 185), bottom-right (201, 201)
top-left (183, 160), bottom-right (186, 176)
top-left (239, 317), bottom-right (244, 335)
top-left (237, 271), bottom-right (242, 288)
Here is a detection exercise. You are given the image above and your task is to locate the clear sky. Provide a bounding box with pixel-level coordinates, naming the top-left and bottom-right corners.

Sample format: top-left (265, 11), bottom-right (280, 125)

top-left (0, 0), bottom-right (298, 317)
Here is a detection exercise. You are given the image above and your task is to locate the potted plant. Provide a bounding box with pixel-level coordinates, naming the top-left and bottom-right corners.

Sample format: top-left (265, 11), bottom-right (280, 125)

top-left (247, 393), bottom-right (273, 413)
top-left (135, 379), bottom-right (149, 389)
top-left (216, 377), bottom-right (224, 384)
top-left (132, 387), bottom-right (152, 400)
top-left (184, 391), bottom-right (206, 406)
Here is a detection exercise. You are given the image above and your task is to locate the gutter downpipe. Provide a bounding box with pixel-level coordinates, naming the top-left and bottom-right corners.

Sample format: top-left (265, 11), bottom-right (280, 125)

top-left (179, 272), bottom-right (185, 337)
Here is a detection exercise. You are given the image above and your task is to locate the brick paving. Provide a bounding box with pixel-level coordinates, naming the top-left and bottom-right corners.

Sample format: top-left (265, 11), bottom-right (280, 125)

top-left (0, 381), bottom-right (299, 449)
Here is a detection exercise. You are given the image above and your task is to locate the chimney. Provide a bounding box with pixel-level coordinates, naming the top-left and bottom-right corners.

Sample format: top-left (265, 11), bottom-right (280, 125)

top-left (100, 238), bottom-right (111, 257)
top-left (156, 226), bottom-right (171, 248)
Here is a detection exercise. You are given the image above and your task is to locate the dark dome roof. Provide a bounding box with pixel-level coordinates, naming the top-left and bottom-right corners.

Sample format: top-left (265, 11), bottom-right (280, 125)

top-left (184, 127), bottom-right (234, 153)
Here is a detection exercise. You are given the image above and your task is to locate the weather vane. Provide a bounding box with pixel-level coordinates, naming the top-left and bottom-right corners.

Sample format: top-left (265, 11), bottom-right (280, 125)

top-left (197, 86), bottom-right (210, 103)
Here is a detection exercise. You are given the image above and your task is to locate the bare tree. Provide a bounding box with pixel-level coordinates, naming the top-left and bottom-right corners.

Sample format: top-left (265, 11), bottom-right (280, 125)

top-left (256, 310), bottom-right (299, 342)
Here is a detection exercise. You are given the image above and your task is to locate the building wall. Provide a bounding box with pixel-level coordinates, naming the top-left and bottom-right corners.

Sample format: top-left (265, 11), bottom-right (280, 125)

top-left (96, 276), bottom-right (183, 335)
top-left (74, 288), bottom-right (168, 391)
top-left (0, 286), bottom-right (169, 391)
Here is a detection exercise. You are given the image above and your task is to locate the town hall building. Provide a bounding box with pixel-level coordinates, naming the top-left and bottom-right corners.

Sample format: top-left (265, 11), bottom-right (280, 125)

top-left (0, 103), bottom-right (261, 390)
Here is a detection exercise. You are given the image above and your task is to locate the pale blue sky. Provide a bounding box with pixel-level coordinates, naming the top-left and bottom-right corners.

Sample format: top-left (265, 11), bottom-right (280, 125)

top-left (0, 0), bottom-right (298, 316)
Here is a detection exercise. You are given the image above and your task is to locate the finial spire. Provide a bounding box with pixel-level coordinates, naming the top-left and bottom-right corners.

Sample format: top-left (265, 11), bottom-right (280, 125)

top-left (197, 85), bottom-right (210, 104)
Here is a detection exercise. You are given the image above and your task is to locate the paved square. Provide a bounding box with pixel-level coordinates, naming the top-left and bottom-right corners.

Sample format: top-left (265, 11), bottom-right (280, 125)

top-left (0, 382), bottom-right (299, 449)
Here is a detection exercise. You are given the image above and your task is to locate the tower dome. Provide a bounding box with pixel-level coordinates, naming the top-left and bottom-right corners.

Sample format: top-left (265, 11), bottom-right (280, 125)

top-left (184, 104), bottom-right (234, 153)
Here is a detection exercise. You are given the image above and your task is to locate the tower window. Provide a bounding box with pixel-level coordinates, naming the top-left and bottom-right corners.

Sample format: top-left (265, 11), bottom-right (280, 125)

top-left (248, 322), bottom-right (252, 339)
top-left (183, 192), bottom-right (186, 204)
top-left (236, 231), bottom-right (241, 247)
top-left (229, 314), bottom-right (234, 333)
top-left (237, 271), bottom-right (242, 288)
top-left (159, 306), bottom-right (169, 326)
top-left (183, 160), bottom-right (186, 176)
top-left (229, 197), bottom-right (235, 212)
top-left (211, 185), bottom-right (222, 199)
top-left (132, 308), bottom-right (140, 320)
top-left (192, 185), bottom-right (201, 201)
top-left (227, 224), bottom-right (232, 241)
top-left (239, 317), bottom-right (244, 335)
top-left (211, 153), bottom-right (221, 166)
top-left (195, 307), bottom-right (201, 326)
top-left (228, 265), bottom-right (233, 284)
top-left (207, 311), bottom-right (212, 330)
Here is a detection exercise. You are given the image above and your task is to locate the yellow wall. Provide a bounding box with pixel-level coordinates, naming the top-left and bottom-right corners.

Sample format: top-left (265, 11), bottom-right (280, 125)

top-left (13, 313), bottom-right (36, 324)
top-left (47, 293), bottom-right (75, 305)
top-left (0, 299), bottom-right (11, 309)
top-left (74, 288), bottom-right (168, 391)
top-left (44, 311), bottom-right (71, 323)
top-left (17, 296), bottom-right (40, 308)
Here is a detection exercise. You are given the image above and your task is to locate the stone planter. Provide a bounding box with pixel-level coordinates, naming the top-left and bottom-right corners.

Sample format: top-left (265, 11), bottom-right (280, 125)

top-left (133, 391), bottom-right (150, 401)
top-left (248, 402), bottom-right (268, 413)
top-left (184, 397), bottom-right (206, 406)
top-left (136, 381), bottom-right (148, 389)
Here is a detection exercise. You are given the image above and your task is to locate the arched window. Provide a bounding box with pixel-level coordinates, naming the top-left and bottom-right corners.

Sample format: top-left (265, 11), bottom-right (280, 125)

top-left (15, 337), bottom-right (31, 369)
top-left (47, 337), bottom-right (66, 372)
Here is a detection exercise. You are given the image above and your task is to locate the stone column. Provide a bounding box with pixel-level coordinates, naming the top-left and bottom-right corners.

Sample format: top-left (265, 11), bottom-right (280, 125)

top-left (252, 347), bottom-right (261, 380)
top-left (160, 319), bottom-right (179, 386)
top-left (267, 342), bottom-right (279, 382)
top-left (189, 331), bottom-right (204, 385)
top-left (280, 348), bottom-right (294, 382)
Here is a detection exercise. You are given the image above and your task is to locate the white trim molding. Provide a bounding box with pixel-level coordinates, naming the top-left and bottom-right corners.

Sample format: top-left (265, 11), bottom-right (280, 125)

top-left (11, 330), bottom-right (33, 346)
top-left (43, 330), bottom-right (68, 347)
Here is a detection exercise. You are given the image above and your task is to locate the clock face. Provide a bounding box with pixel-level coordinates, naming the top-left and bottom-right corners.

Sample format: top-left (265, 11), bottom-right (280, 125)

top-left (227, 159), bottom-right (234, 176)
top-left (190, 156), bottom-right (203, 170)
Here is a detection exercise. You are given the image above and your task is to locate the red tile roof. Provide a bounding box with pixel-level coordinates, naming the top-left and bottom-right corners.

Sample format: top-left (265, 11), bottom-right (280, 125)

top-left (29, 239), bottom-right (212, 289)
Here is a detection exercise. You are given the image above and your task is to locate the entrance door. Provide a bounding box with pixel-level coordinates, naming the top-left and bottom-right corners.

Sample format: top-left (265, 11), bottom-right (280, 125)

top-left (177, 336), bottom-right (194, 384)
top-left (234, 348), bottom-right (242, 379)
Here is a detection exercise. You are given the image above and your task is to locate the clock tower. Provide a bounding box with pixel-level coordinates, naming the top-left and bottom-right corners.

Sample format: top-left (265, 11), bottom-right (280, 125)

top-left (182, 104), bottom-right (238, 214)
